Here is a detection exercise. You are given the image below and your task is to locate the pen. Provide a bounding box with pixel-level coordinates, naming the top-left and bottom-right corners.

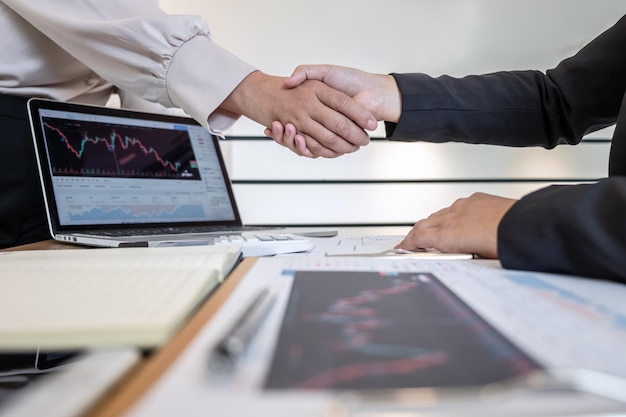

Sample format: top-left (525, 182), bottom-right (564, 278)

top-left (209, 288), bottom-right (276, 371)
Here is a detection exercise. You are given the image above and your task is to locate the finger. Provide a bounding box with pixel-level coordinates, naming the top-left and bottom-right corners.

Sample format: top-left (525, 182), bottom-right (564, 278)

top-left (266, 121), bottom-right (285, 145)
top-left (295, 110), bottom-right (364, 156)
top-left (284, 123), bottom-right (297, 141)
top-left (283, 123), bottom-right (312, 156)
top-left (396, 226), bottom-right (440, 252)
top-left (306, 127), bottom-right (359, 156)
top-left (275, 123), bottom-right (316, 158)
top-left (272, 121), bottom-right (285, 143)
top-left (421, 207), bottom-right (451, 224)
top-left (299, 130), bottom-right (342, 158)
top-left (294, 134), bottom-right (316, 158)
top-left (316, 85), bottom-right (377, 137)
top-left (284, 71), bottom-right (307, 88)
top-left (271, 113), bottom-right (337, 157)
top-left (285, 64), bottom-right (334, 88)
top-left (394, 219), bottom-right (432, 249)
top-left (265, 121), bottom-right (313, 158)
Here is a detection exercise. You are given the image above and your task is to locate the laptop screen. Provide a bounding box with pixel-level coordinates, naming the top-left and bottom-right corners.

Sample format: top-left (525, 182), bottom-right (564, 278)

top-left (29, 100), bottom-right (242, 231)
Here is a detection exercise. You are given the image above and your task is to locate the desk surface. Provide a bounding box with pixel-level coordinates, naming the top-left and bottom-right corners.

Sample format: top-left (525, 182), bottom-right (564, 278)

top-left (84, 258), bottom-right (257, 417)
top-left (2, 239), bottom-right (79, 251)
top-left (94, 240), bottom-right (626, 417)
top-left (2, 226), bottom-right (412, 417)
top-left (4, 226), bottom-right (412, 252)
top-left (5, 226), bottom-right (626, 417)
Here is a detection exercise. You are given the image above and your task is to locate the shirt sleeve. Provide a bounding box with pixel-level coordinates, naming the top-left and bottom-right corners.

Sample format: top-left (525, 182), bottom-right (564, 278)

top-left (3, 0), bottom-right (256, 133)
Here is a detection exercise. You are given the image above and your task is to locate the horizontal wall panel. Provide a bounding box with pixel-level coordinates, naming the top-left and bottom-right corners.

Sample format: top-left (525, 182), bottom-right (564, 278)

top-left (219, 139), bottom-right (610, 181)
top-left (232, 182), bottom-right (582, 225)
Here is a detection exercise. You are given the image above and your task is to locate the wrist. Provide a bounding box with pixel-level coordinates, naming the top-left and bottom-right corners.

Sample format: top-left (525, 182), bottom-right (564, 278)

top-left (379, 75), bottom-right (402, 123)
top-left (220, 70), bottom-right (268, 121)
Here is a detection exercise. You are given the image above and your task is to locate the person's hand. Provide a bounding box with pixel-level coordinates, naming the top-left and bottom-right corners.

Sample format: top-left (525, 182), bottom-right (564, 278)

top-left (220, 70), bottom-right (377, 158)
top-left (284, 64), bottom-right (402, 122)
top-left (395, 193), bottom-right (517, 258)
top-left (264, 65), bottom-right (401, 155)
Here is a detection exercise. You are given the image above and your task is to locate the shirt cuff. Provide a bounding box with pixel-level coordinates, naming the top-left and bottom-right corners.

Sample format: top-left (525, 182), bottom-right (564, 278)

top-left (165, 35), bottom-right (256, 135)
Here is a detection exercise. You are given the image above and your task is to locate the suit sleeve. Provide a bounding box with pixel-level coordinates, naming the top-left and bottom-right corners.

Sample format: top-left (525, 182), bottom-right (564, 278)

top-left (498, 179), bottom-right (626, 282)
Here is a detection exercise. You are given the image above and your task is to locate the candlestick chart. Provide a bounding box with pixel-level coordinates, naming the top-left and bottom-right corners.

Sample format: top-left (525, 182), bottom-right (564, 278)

top-left (42, 117), bottom-right (200, 179)
top-left (265, 271), bottom-right (541, 390)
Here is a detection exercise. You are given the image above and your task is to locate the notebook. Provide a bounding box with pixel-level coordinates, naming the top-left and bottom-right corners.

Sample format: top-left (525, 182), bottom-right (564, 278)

top-left (27, 98), bottom-right (313, 250)
top-left (0, 243), bottom-right (242, 350)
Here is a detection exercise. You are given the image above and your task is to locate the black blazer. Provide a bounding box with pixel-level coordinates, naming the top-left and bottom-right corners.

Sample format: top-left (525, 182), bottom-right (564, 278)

top-left (386, 15), bottom-right (626, 282)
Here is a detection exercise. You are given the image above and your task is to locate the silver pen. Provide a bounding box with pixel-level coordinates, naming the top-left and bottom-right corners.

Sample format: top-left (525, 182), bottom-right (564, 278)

top-left (209, 288), bottom-right (276, 371)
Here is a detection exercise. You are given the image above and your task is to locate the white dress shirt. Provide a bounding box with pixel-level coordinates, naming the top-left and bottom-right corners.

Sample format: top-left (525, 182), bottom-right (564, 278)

top-left (0, 0), bottom-right (256, 134)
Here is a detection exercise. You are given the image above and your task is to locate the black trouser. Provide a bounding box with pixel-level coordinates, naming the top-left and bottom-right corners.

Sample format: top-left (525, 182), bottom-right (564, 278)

top-left (0, 94), bottom-right (49, 248)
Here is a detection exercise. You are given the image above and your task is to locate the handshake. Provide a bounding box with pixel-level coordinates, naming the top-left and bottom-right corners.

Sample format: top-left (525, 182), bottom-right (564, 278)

top-left (221, 65), bottom-right (402, 159)
top-left (221, 64), bottom-right (517, 260)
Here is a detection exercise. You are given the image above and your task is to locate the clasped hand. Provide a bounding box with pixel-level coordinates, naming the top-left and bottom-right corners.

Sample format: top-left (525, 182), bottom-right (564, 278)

top-left (264, 65), bottom-right (401, 157)
top-left (221, 70), bottom-right (377, 158)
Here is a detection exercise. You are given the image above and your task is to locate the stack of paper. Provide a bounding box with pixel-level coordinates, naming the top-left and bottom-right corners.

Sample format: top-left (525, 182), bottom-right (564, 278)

top-left (0, 244), bottom-right (242, 351)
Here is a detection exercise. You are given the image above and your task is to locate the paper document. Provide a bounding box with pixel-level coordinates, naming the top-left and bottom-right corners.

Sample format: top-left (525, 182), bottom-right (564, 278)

top-left (0, 244), bottom-right (242, 350)
top-left (313, 234), bottom-right (405, 254)
top-left (303, 234), bottom-right (472, 259)
top-left (125, 257), bottom-right (626, 417)
top-left (0, 348), bottom-right (140, 417)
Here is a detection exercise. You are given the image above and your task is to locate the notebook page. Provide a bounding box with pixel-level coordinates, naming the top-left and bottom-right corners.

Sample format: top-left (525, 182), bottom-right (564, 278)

top-left (0, 244), bottom-right (242, 350)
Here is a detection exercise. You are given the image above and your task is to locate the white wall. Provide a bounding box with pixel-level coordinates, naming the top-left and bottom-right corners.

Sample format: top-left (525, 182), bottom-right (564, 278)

top-left (159, 1), bottom-right (625, 225)
top-left (160, 0), bottom-right (626, 136)
top-left (161, 0), bottom-right (624, 73)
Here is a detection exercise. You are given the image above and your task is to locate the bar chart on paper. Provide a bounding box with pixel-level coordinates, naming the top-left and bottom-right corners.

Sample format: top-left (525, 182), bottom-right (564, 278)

top-left (437, 265), bottom-right (626, 378)
top-left (264, 270), bottom-right (541, 390)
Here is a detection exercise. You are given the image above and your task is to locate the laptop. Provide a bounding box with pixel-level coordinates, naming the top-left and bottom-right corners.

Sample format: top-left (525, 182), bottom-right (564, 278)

top-left (27, 98), bottom-right (315, 250)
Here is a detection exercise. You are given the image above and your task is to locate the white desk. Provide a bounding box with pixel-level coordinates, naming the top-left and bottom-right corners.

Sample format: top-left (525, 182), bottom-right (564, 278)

top-left (4, 226), bottom-right (626, 417)
top-left (123, 231), bottom-right (626, 417)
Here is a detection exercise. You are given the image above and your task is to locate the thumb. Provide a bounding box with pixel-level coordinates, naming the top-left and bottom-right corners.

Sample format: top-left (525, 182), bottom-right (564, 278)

top-left (284, 65), bottom-right (333, 89)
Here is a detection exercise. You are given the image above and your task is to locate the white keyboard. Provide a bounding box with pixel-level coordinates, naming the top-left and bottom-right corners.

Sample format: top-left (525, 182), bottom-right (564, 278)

top-left (212, 233), bottom-right (313, 257)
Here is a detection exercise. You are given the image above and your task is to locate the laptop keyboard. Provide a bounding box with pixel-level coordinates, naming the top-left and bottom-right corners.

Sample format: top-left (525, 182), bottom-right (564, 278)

top-left (87, 225), bottom-right (282, 237)
top-left (211, 233), bottom-right (313, 257)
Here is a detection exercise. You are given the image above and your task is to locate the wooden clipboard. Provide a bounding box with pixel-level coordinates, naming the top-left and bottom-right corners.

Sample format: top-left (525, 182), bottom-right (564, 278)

top-left (83, 258), bottom-right (257, 417)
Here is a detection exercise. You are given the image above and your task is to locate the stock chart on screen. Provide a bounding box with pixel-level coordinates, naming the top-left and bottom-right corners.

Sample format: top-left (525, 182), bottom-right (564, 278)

top-left (38, 110), bottom-right (236, 226)
top-left (43, 117), bottom-right (200, 179)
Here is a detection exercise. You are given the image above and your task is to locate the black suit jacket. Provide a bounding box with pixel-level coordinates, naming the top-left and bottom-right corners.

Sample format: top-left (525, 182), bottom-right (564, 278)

top-left (386, 15), bottom-right (626, 282)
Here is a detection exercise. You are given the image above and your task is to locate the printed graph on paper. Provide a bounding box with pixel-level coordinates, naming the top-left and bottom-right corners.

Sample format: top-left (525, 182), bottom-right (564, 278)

top-left (42, 117), bottom-right (200, 179)
top-left (264, 270), bottom-right (542, 390)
